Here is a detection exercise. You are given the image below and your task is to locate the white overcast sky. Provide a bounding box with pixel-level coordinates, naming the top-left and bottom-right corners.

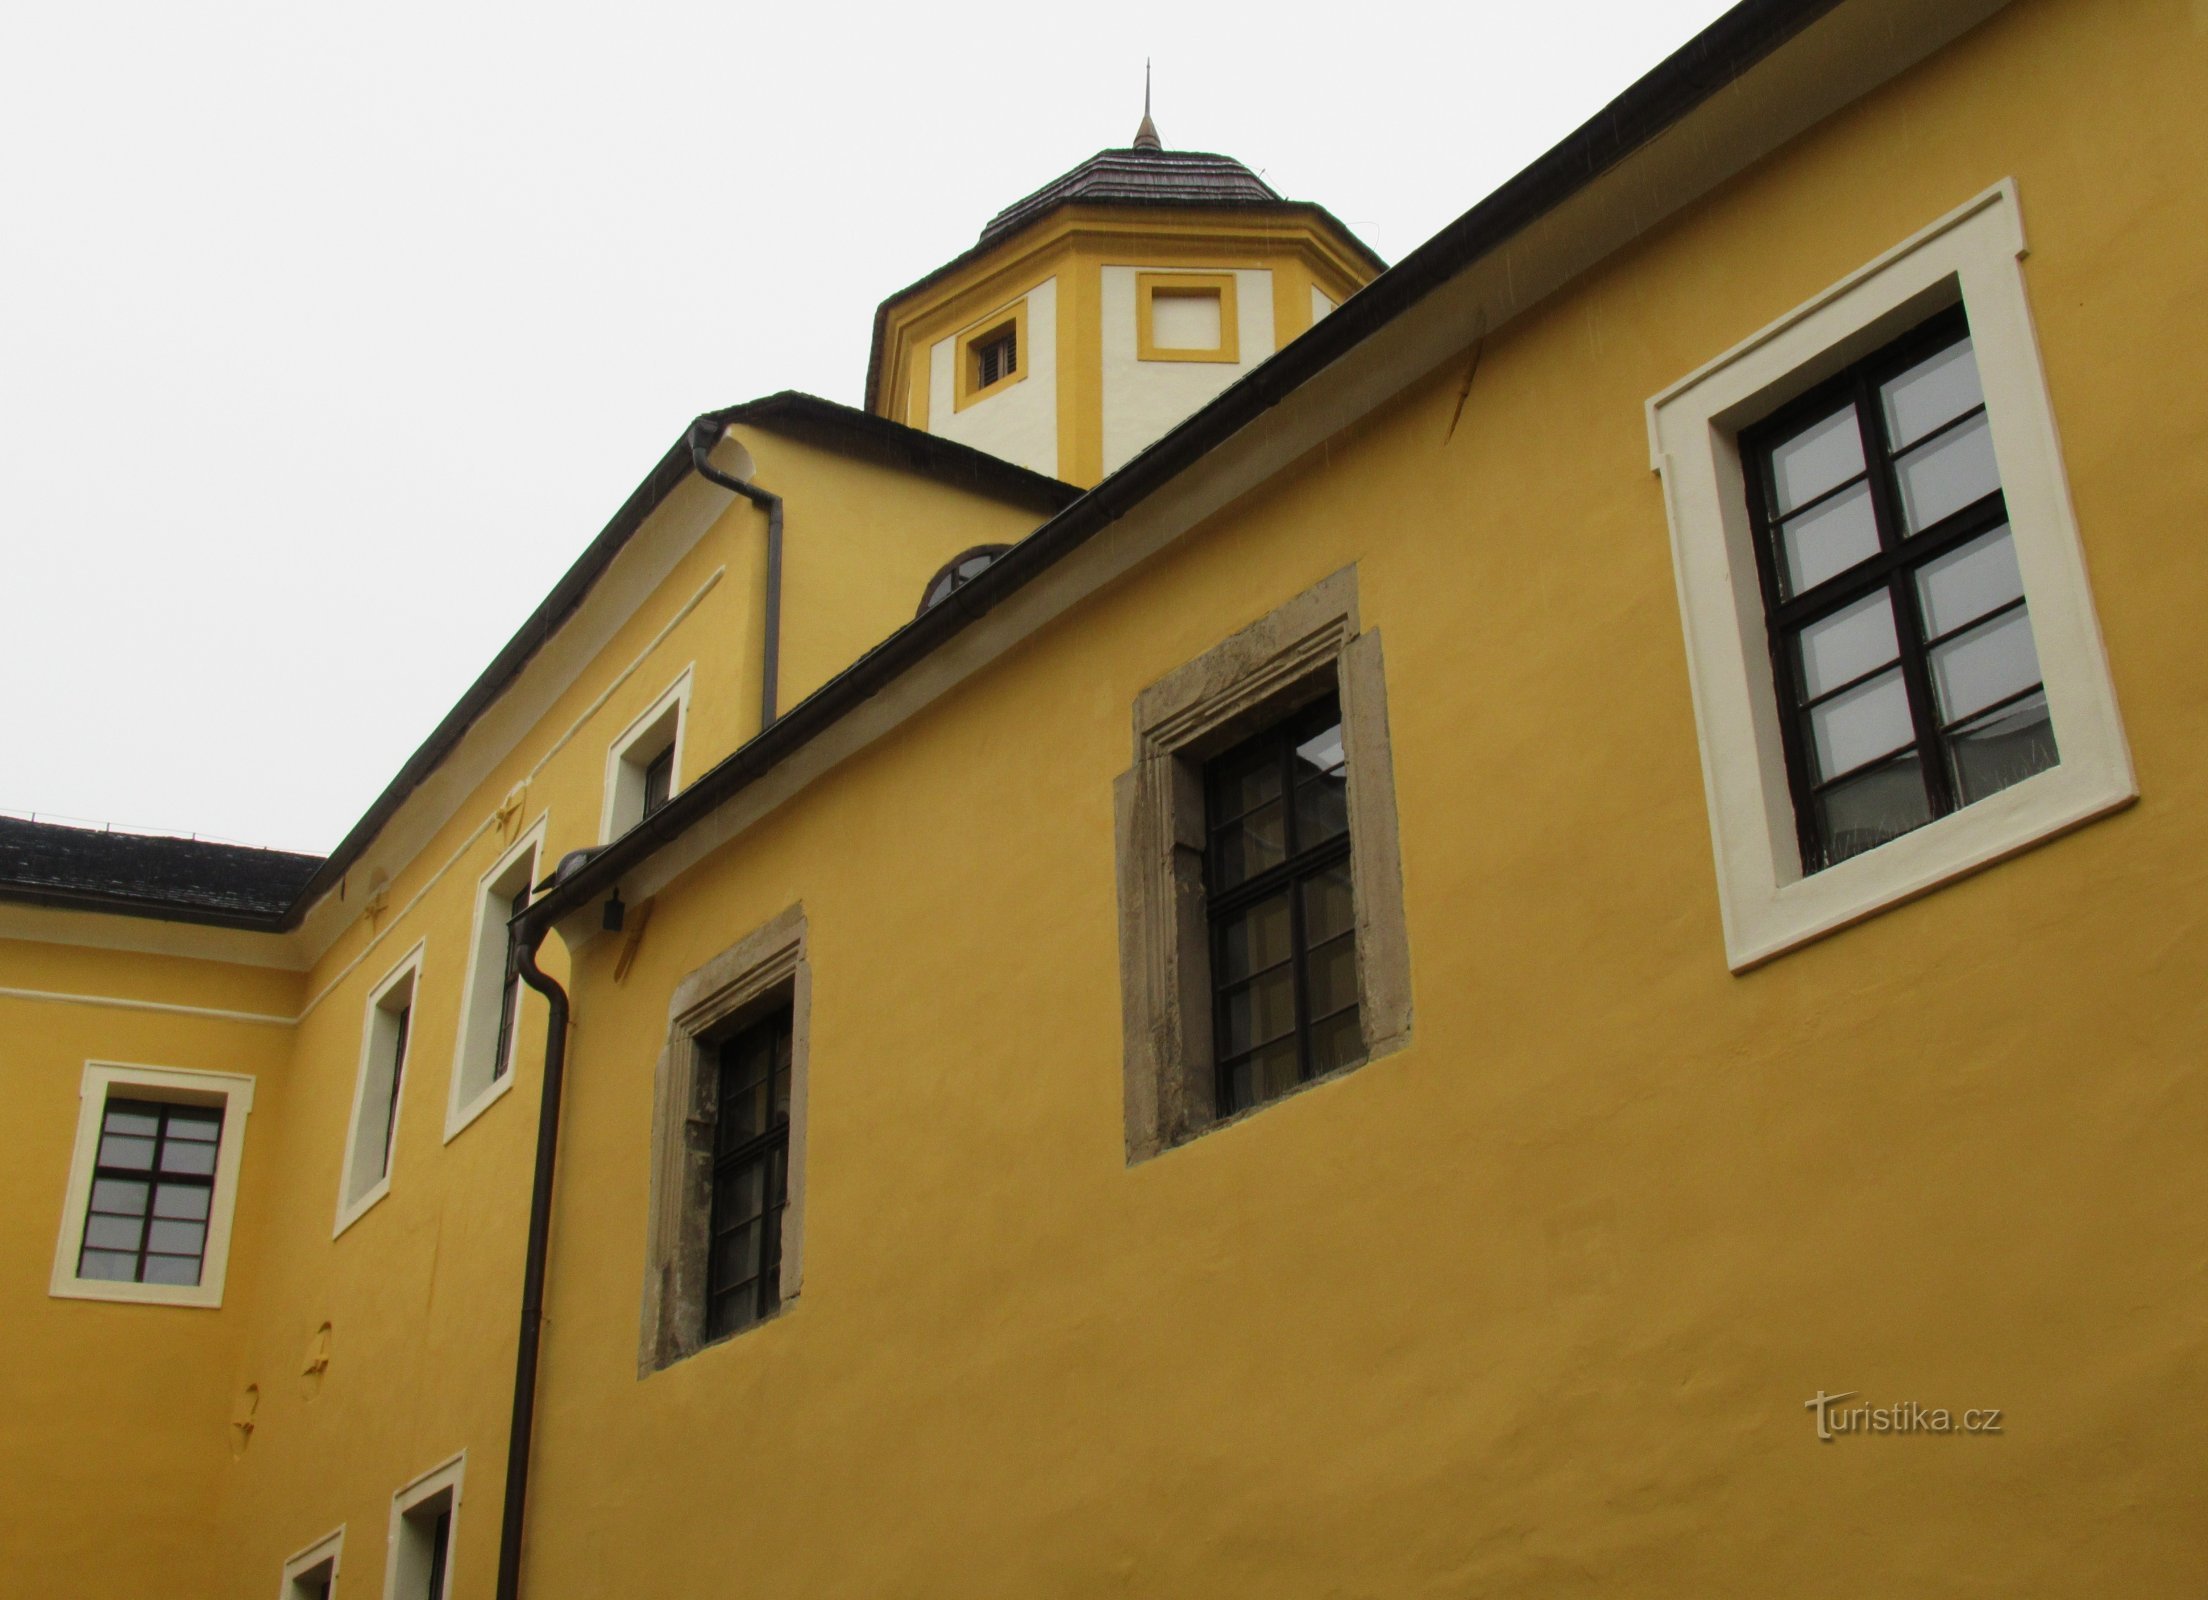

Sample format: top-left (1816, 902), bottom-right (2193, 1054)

top-left (1, 0), bottom-right (1732, 855)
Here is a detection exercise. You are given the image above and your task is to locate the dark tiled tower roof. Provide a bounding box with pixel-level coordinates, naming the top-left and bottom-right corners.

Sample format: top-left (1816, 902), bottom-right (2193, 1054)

top-left (979, 149), bottom-right (1283, 247)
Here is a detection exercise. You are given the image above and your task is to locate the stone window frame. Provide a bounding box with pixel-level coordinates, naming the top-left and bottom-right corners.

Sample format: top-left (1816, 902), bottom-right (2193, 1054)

top-left (1647, 180), bottom-right (2134, 970)
top-left (1114, 567), bottom-right (1412, 1163)
top-left (638, 904), bottom-right (811, 1374)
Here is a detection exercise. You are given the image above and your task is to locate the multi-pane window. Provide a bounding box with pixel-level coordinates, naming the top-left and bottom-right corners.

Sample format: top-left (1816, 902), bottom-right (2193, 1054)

top-left (1204, 692), bottom-right (1360, 1117)
top-left (973, 325), bottom-right (1017, 389)
top-left (77, 1097), bottom-right (223, 1286)
top-left (380, 1000), bottom-right (411, 1177)
top-left (706, 1007), bottom-right (792, 1339)
top-left (1744, 307), bottom-right (2058, 872)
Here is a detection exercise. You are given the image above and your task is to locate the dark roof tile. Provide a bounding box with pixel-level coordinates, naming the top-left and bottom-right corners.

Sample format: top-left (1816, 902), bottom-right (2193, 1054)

top-left (0, 817), bottom-right (322, 924)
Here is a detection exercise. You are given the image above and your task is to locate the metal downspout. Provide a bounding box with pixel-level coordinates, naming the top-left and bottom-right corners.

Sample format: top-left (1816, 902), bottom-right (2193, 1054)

top-left (494, 923), bottom-right (569, 1600)
top-left (690, 418), bottom-right (785, 730)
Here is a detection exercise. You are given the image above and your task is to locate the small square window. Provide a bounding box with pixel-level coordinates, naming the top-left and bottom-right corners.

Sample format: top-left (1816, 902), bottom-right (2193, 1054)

top-left (1137, 272), bottom-right (1240, 364)
top-left (953, 299), bottom-right (1029, 410)
top-left (50, 1062), bottom-right (254, 1308)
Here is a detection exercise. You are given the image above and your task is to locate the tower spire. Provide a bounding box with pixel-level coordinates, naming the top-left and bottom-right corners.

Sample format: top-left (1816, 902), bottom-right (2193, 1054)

top-left (1132, 60), bottom-right (1162, 151)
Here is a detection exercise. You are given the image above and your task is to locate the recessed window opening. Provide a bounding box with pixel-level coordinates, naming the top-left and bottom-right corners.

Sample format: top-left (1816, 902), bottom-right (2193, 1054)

top-left (1744, 306), bottom-right (2056, 872)
top-left (705, 1000), bottom-right (793, 1340)
top-left (339, 950), bottom-right (423, 1225)
top-left (972, 321), bottom-right (1017, 389)
top-left (603, 670), bottom-right (690, 841)
top-left (1151, 287), bottom-right (1223, 351)
top-left (387, 1458), bottom-right (463, 1600)
top-left (1204, 691), bottom-right (1359, 1116)
top-left (449, 825), bottom-right (543, 1134)
top-left (280, 1528), bottom-right (343, 1600)
top-left (76, 1097), bottom-right (222, 1287)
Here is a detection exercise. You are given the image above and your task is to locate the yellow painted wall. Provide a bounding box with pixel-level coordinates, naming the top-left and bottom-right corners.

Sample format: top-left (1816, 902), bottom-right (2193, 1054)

top-left (5, 1), bottom-right (2205, 1593)
top-left (507, 2), bottom-right (2207, 1593)
top-left (0, 432), bottom-right (1049, 1596)
top-left (0, 945), bottom-right (296, 1595)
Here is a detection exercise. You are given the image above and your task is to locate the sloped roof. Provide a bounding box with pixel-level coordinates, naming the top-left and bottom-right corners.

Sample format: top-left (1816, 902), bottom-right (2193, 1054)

top-left (0, 816), bottom-right (322, 925)
top-left (979, 148), bottom-right (1283, 245)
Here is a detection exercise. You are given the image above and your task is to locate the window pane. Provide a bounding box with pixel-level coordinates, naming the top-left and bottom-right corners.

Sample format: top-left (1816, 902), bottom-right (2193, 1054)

top-left (1211, 800), bottom-right (1285, 888)
top-left (1309, 1008), bottom-right (1364, 1075)
top-left (714, 1163), bottom-right (765, 1229)
top-left (1217, 892), bottom-right (1293, 986)
top-left (102, 1105), bottom-right (161, 1137)
top-left (1246, 1039), bottom-right (1301, 1107)
top-left (1807, 669), bottom-right (1915, 781)
top-left (1294, 770), bottom-right (1349, 846)
top-left (1816, 752), bottom-right (1933, 866)
top-left (165, 1109), bottom-right (222, 1141)
top-left (1796, 590), bottom-right (1899, 702)
top-left (1210, 744), bottom-right (1282, 822)
top-left (719, 1071), bottom-right (769, 1147)
top-left (1949, 690), bottom-right (2060, 805)
top-left (1220, 968), bottom-right (1296, 1056)
top-left (153, 1185), bottom-right (212, 1221)
top-left (1301, 865), bottom-right (1355, 947)
top-left (83, 1214), bottom-right (144, 1251)
top-left (1929, 607), bottom-right (2043, 724)
top-left (1881, 336), bottom-right (1983, 449)
top-left (1776, 480), bottom-right (1880, 597)
top-left (141, 1254), bottom-right (202, 1287)
top-left (712, 1219), bottom-right (760, 1286)
top-left (1896, 411), bottom-right (1999, 534)
top-left (1916, 524), bottom-right (2024, 637)
top-left (1767, 406), bottom-right (1865, 516)
top-left (160, 1140), bottom-right (217, 1177)
top-left (78, 1249), bottom-right (140, 1281)
top-left (90, 1178), bottom-right (148, 1215)
top-left (1306, 933), bottom-right (1358, 1020)
top-left (146, 1219), bottom-right (206, 1257)
top-left (1293, 721), bottom-right (1344, 777)
top-left (98, 1134), bottom-right (157, 1170)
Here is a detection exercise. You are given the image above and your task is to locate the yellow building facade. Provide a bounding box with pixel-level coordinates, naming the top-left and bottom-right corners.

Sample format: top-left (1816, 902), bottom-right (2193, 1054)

top-left (4, 1), bottom-right (2205, 1593)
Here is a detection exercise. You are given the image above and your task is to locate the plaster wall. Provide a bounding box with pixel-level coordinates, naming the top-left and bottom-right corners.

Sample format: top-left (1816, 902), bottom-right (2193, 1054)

top-left (511, 3), bottom-right (2208, 1593)
top-left (1099, 265), bottom-right (1276, 474)
top-left (927, 277), bottom-right (1061, 479)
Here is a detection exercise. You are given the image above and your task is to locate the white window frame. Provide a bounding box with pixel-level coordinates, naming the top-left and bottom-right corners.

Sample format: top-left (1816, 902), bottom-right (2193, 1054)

top-left (445, 815), bottom-right (546, 1141)
top-left (49, 1061), bottom-right (255, 1309)
top-left (1647, 179), bottom-right (2134, 971)
top-left (279, 1526), bottom-right (344, 1599)
top-left (600, 665), bottom-right (691, 841)
top-left (335, 940), bottom-right (426, 1237)
top-left (383, 1452), bottom-right (464, 1600)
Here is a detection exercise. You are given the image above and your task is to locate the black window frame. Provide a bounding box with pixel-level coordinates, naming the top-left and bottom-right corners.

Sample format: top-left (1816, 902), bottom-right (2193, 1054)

top-left (1202, 689), bottom-right (1360, 1119)
top-left (972, 323), bottom-right (1017, 389)
top-left (1742, 303), bottom-right (2055, 874)
top-left (490, 880), bottom-right (530, 1083)
top-left (641, 744), bottom-right (675, 818)
top-left (76, 1095), bottom-right (225, 1286)
top-left (705, 1004), bottom-right (793, 1340)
